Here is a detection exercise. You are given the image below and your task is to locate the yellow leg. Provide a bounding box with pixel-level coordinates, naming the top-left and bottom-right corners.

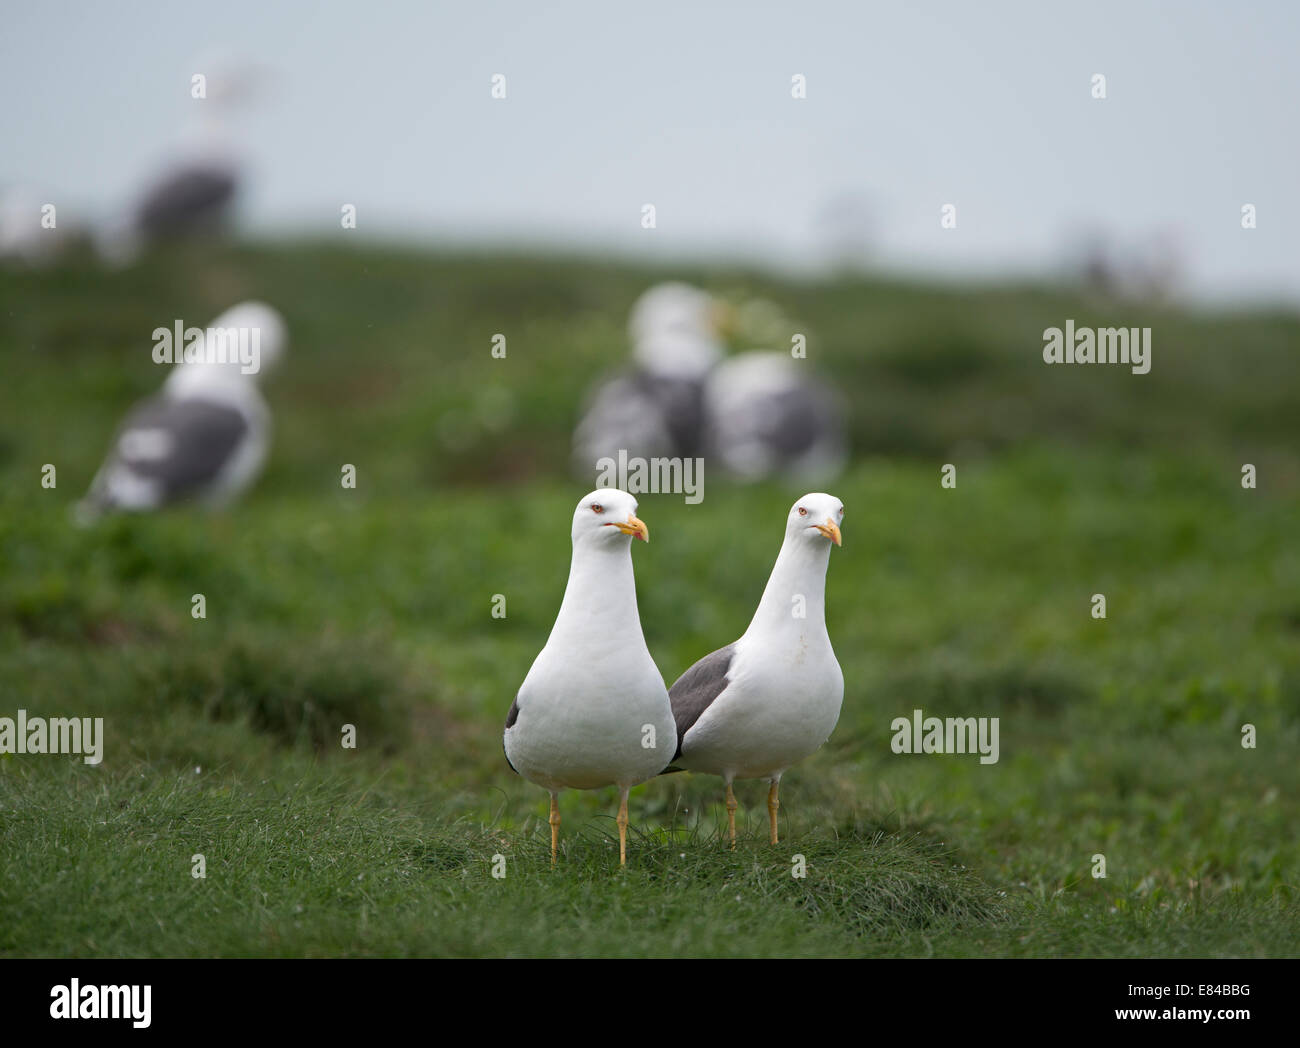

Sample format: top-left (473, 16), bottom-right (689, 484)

top-left (617, 789), bottom-right (629, 867)
top-left (767, 781), bottom-right (780, 845)
top-left (549, 793), bottom-right (560, 866)
top-left (725, 782), bottom-right (738, 849)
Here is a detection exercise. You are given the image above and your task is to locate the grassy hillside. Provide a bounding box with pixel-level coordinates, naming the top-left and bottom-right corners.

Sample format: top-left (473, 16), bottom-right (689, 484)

top-left (1, 242), bottom-right (1297, 956)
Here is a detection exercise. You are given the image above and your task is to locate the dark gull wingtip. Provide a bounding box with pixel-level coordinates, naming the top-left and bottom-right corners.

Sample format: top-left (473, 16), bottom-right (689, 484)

top-left (503, 695), bottom-right (521, 774)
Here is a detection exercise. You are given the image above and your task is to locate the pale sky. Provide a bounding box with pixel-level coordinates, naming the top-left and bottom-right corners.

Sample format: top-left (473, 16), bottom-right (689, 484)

top-left (4, 0), bottom-right (1297, 303)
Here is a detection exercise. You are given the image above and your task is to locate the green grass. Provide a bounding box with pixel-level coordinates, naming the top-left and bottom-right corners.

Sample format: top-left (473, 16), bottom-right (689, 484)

top-left (1, 243), bottom-right (1298, 956)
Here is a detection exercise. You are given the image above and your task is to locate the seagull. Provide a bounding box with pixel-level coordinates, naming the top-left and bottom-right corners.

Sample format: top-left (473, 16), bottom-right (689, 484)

top-left (77, 301), bottom-right (287, 520)
top-left (666, 493), bottom-right (844, 846)
top-left (571, 283), bottom-right (728, 474)
top-left (703, 352), bottom-right (848, 484)
top-left (98, 121), bottom-right (240, 267)
top-left (96, 57), bottom-right (262, 266)
top-left (575, 282), bottom-right (847, 485)
top-left (504, 488), bottom-right (677, 866)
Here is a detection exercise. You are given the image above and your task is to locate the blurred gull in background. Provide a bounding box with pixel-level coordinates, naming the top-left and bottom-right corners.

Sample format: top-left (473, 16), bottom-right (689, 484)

top-left (95, 54), bottom-right (264, 267)
top-left (77, 301), bottom-right (287, 521)
top-left (573, 281), bottom-right (847, 485)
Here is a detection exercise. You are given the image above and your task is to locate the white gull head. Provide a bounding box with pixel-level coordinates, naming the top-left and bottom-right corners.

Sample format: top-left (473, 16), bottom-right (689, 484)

top-left (628, 282), bottom-right (717, 343)
top-left (571, 487), bottom-right (649, 548)
top-left (784, 492), bottom-right (844, 549)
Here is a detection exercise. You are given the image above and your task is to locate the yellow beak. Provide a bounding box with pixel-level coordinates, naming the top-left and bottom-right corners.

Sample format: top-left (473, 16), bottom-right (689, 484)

top-left (814, 518), bottom-right (842, 546)
top-left (611, 514), bottom-right (650, 542)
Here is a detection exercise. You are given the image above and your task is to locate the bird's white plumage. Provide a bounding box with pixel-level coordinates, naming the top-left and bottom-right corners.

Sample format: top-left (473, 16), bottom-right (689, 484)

top-left (676, 493), bottom-right (845, 783)
top-left (504, 488), bottom-right (676, 791)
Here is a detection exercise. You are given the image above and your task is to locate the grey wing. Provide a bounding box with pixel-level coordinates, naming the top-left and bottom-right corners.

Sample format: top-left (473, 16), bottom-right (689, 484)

top-left (136, 164), bottom-right (238, 238)
top-left (88, 395), bottom-right (251, 510)
top-left (667, 643), bottom-right (735, 761)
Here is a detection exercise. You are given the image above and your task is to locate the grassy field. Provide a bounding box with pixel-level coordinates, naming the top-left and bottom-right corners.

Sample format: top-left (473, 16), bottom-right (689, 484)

top-left (2, 242), bottom-right (1298, 957)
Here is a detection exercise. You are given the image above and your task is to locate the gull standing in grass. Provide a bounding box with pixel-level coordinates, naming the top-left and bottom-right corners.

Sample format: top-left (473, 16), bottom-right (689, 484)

top-left (504, 488), bottom-right (676, 866)
top-left (76, 301), bottom-right (286, 520)
top-left (666, 493), bottom-right (844, 846)
top-left (96, 55), bottom-right (264, 265)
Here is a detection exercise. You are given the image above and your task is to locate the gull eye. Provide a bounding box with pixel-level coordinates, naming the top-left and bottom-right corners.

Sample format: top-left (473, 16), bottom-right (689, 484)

top-left (591, 503), bottom-right (604, 514)
top-left (797, 507), bottom-right (807, 516)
